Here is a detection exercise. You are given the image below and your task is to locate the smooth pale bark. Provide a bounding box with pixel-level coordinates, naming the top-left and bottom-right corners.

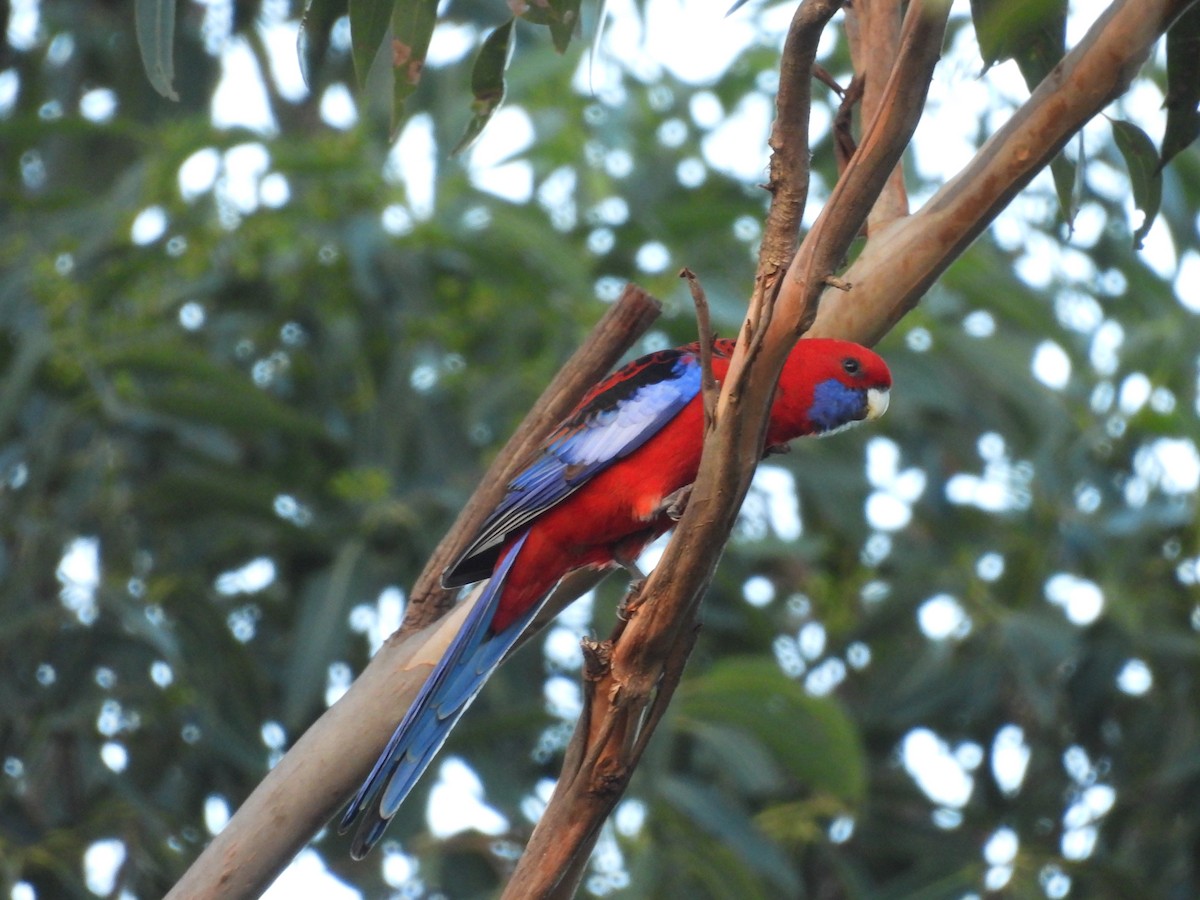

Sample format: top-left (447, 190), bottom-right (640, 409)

top-left (810, 0), bottom-right (1194, 345)
top-left (164, 288), bottom-right (661, 900)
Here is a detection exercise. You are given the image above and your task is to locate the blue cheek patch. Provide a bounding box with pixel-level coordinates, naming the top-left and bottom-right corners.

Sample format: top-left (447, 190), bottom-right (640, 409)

top-left (809, 379), bottom-right (865, 432)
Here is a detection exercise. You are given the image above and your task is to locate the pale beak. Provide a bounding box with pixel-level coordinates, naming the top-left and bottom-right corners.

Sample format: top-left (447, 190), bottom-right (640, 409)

top-left (865, 387), bottom-right (890, 420)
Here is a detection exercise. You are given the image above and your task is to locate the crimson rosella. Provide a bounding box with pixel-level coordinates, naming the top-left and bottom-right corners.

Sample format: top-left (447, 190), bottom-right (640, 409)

top-left (341, 336), bottom-right (892, 857)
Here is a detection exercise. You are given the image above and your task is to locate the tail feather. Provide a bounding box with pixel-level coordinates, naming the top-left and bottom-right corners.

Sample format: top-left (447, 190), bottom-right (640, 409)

top-left (341, 531), bottom-right (548, 859)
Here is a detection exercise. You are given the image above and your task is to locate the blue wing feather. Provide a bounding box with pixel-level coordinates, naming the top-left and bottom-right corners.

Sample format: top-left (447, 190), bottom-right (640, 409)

top-left (343, 532), bottom-right (547, 859)
top-left (442, 347), bottom-right (705, 587)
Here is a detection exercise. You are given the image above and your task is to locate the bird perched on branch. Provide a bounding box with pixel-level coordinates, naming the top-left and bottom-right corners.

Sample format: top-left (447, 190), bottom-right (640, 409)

top-left (341, 336), bottom-right (892, 857)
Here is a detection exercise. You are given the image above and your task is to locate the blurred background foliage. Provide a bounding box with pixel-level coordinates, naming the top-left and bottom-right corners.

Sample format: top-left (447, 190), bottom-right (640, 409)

top-left (2, 0), bottom-right (1199, 897)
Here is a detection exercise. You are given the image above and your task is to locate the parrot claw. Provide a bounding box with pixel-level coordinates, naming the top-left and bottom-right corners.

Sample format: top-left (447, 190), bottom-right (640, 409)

top-left (616, 579), bottom-right (647, 620)
top-left (659, 485), bottom-right (693, 521)
top-left (765, 442), bottom-right (792, 456)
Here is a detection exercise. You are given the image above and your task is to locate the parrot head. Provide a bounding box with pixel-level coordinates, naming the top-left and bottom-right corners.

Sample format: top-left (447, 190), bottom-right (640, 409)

top-left (772, 339), bottom-right (892, 442)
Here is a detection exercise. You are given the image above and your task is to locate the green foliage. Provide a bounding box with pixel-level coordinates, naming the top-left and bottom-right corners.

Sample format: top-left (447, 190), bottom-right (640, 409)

top-left (349, 0), bottom-right (396, 84)
top-left (677, 657), bottom-right (866, 803)
top-left (5, 1), bottom-right (1200, 899)
top-left (388, 0), bottom-right (440, 126)
top-left (967, 0), bottom-right (1197, 233)
top-left (1162, 2), bottom-right (1200, 170)
top-left (1111, 118), bottom-right (1162, 248)
top-left (300, 0), bottom-right (350, 87)
top-left (970, 0), bottom-right (1067, 85)
top-left (455, 19), bottom-right (516, 153)
top-left (294, 0), bottom-right (591, 132)
top-left (133, 0), bottom-right (180, 100)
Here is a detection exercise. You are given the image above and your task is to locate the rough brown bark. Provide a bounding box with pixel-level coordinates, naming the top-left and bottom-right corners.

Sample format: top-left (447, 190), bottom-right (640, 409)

top-left (500, 2), bottom-right (951, 896)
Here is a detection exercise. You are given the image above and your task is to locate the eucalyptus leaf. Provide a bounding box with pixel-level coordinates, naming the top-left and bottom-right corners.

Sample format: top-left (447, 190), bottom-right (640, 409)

top-left (453, 20), bottom-right (516, 155)
top-left (389, 0), bottom-right (439, 131)
top-left (299, 0), bottom-right (350, 88)
top-left (681, 720), bottom-right (787, 795)
top-left (969, 0), bottom-right (1066, 89)
top-left (677, 656), bottom-right (866, 802)
top-left (1112, 117), bottom-right (1163, 248)
top-left (349, 0), bottom-right (393, 86)
top-left (1048, 147), bottom-right (1079, 232)
top-left (549, 0), bottom-right (584, 53)
top-left (654, 811), bottom-right (776, 899)
top-left (1160, 2), bottom-right (1200, 171)
top-left (659, 775), bottom-right (801, 896)
top-left (134, 0), bottom-right (180, 101)
top-left (283, 539), bottom-right (365, 729)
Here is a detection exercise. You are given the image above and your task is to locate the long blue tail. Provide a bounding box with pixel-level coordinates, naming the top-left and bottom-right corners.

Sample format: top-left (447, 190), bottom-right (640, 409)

top-left (340, 531), bottom-right (547, 859)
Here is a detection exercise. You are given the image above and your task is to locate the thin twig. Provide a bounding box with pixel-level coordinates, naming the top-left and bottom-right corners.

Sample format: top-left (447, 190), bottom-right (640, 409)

top-left (833, 74), bottom-right (864, 174)
top-left (680, 268), bottom-right (719, 429)
top-left (812, 63), bottom-right (845, 95)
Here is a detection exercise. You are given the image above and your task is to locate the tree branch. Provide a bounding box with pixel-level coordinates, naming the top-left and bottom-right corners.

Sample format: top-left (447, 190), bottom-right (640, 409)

top-left (166, 286), bottom-right (661, 900)
top-left (748, 0), bottom-right (844, 334)
top-left (403, 285), bottom-right (664, 630)
top-left (844, 0), bottom-right (909, 231)
top-left (680, 268), bottom-right (719, 427)
top-left (502, 0), bottom-right (945, 894)
top-left (810, 0), bottom-right (1197, 346)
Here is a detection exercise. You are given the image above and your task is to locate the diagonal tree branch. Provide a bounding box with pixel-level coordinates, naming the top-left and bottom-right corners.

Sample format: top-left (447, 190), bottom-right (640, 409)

top-left (165, 286), bottom-right (661, 900)
top-left (844, 0), bottom-right (909, 231)
top-left (500, 2), bottom-right (957, 897)
top-left (810, 0), bottom-right (1198, 346)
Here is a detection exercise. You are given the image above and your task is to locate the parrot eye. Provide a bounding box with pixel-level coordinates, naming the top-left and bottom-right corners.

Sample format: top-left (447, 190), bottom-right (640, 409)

top-left (841, 357), bottom-right (862, 376)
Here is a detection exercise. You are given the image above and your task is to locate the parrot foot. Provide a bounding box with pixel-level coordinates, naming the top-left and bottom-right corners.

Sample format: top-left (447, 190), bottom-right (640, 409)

top-left (616, 579), bottom-right (647, 621)
top-left (658, 485), bottom-right (693, 521)
top-left (765, 442), bottom-right (792, 456)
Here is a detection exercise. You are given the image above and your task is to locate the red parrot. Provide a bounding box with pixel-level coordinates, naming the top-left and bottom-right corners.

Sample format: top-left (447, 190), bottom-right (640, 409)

top-left (341, 337), bottom-right (892, 857)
